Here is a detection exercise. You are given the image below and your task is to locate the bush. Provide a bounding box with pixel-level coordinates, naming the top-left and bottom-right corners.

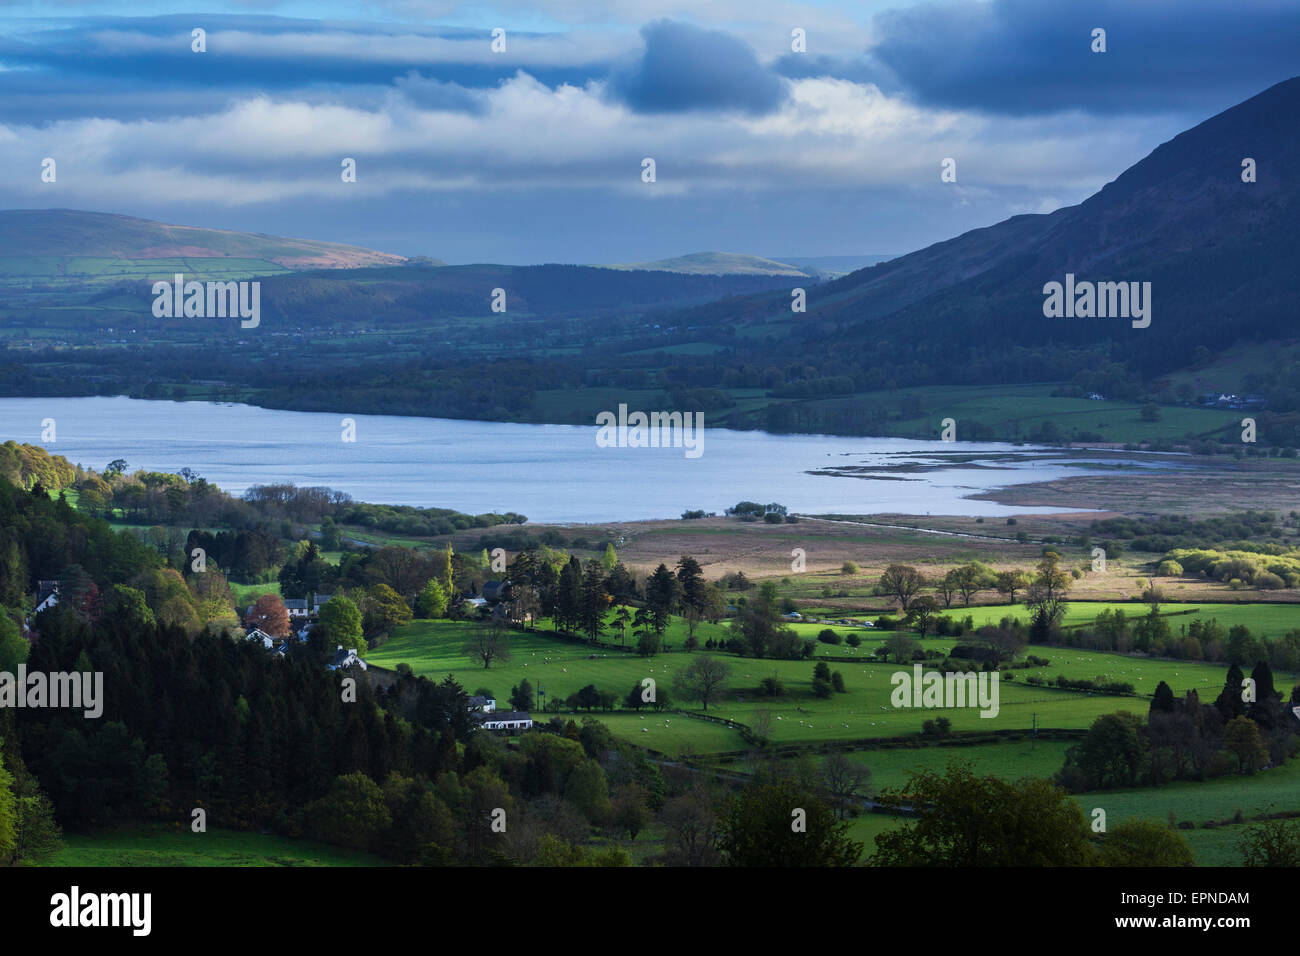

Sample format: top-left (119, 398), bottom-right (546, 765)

top-left (841, 561), bottom-right (859, 575)
top-left (846, 634), bottom-right (861, 647)
top-left (831, 671), bottom-right (846, 693)
top-left (758, 676), bottom-right (785, 697)
top-left (1254, 570), bottom-right (1285, 589)
top-left (1157, 560), bottom-right (1183, 577)
top-left (818, 628), bottom-right (842, 645)
top-left (812, 678), bottom-right (833, 699)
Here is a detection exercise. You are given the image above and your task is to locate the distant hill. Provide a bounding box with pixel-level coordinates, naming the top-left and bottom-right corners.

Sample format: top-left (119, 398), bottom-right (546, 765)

top-left (597, 251), bottom-right (813, 277)
top-left (0, 209), bottom-right (409, 270)
top-left (767, 254), bottom-right (897, 278)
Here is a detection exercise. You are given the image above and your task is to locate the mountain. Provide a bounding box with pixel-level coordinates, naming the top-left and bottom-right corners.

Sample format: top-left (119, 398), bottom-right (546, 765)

top-left (597, 251), bottom-right (813, 277)
top-left (669, 76), bottom-right (1300, 381)
top-left (0, 209), bottom-right (408, 270)
top-left (766, 254), bottom-right (896, 278)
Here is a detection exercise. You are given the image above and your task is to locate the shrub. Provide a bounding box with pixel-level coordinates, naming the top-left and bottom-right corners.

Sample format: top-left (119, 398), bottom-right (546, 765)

top-left (818, 628), bottom-right (842, 645)
top-left (1254, 570), bottom-right (1285, 589)
top-left (841, 561), bottom-right (859, 575)
top-left (846, 634), bottom-right (861, 647)
top-left (812, 678), bottom-right (833, 699)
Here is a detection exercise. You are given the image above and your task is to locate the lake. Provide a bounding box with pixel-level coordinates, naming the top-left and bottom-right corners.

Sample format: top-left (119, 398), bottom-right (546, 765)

top-left (0, 396), bottom-right (1162, 522)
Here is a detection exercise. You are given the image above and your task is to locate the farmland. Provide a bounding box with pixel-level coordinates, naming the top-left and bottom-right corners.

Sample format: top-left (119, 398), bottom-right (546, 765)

top-left (51, 825), bottom-right (384, 867)
top-left (366, 612), bottom-right (1297, 753)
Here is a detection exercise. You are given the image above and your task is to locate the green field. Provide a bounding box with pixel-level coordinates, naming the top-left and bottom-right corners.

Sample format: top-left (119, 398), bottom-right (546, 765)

top-left (231, 581), bottom-right (281, 603)
top-left (708, 382), bottom-right (1246, 444)
top-left (1093, 758), bottom-right (1300, 831)
top-left (939, 601), bottom-right (1300, 637)
top-left (51, 824), bottom-right (384, 867)
top-left (835, 739), bottom-right (1075, 793)
top-left (366, 616), bottom-right (1292, 753)
top-left (0, 256), bottom-right (290, 294)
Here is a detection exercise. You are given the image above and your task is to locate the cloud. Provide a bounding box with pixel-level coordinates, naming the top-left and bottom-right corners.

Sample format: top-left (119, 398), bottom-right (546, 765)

top-left (607, 19), bottom-right (786, 114)
top-left (864, 0), bottom-right (1300, 116)
top-left (0, 3), bottom-right (1276, 261)
top-left (0, 14), bottom-right (626, 122)
top-left (0, 68), bottom-right (1174, 213)
top-left (390, 72), bottom-right (486, 113)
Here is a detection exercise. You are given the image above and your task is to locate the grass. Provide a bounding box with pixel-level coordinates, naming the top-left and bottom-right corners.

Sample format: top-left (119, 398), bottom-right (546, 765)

top-left (230, 581), bottom-right (281, 603)
top-left (713, 382), bottom-right (1245, 444)
top-left (1090, 759), bottom-right (1300, 831)
top-left (50, 823), bottom-right (384, 867)
top-left (834, 748), bottom-right (1300, 866)
top-left (938, 600), bottom-right (1300, 638)
top-left (585, 712), bottom-right (748, 756)
top-left (834, 739), bottom-right (1075, 793)
top-left (366, 616), bottom-right (1291, 753)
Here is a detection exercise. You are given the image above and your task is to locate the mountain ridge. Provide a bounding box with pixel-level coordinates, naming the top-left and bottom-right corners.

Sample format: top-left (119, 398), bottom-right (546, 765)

top-left (0, 209), bottom-right (409, 270)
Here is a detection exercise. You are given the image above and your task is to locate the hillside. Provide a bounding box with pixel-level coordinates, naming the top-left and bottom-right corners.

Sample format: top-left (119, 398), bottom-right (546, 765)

top-left (670, 75), bottom-right (1300, 381)
top-left (0, 209), bottom-right (408, 270)
top-left (598, 251), bottom-right (813, 277)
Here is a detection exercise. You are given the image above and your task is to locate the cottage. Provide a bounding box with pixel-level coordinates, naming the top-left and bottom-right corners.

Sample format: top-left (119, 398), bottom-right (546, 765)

top-left (467, 696), bottom-right (497, 713)
top-left (482, 580), bottom-right (508, 603)
top-left (328, 646), bottom-right (367, 671)
top-left (479, 710), bottom-right (533, 731)
top-left (245, 627), bottom-right (277, 649)
top-left (311, 594), bottom-right (333, 615)
top-left (283, 598), bottom-right (310, 620)
top-left (32, 586), bottom-right (60, 616)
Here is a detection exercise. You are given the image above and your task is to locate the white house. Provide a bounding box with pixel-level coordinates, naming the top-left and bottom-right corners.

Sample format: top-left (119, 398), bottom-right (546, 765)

top-left (245, 627), bottom-right (277, 649)
top-left (467, 696), bottom-right (497, 713)
top-left (479, 711), bottom-right (532, 731)
top-left (328, 646), bottom-right (367, 671)
top-left (32, 579), bottom-right (60, 616)
top-left (283, 598), bottom-right (310, 620)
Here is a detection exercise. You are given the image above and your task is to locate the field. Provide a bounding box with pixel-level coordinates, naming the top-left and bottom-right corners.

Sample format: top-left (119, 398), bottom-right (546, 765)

top-left (939, 600), bottom-right (1300, 637)
top-left (830, 744), bottom-right (1300, 866)
top-left (770, 383), bottom-right (1247, 445)
top-left (50, 824), bottom-right (384, 867)
top-left (365, 614), bottom-right (1296, 755)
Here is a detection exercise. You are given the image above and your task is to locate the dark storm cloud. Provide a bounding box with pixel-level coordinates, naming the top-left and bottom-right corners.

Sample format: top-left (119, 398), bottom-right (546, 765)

top-left (0, 14), bottom-right (603, 123)
top-left (776, 0), bottom-right (1300, 116)
top-left (607, 19), bottom-right (786, 114)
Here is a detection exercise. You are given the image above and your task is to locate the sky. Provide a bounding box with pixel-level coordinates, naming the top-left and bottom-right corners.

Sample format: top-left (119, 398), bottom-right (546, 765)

top-left (0, 0), bottom-right (1296, 263)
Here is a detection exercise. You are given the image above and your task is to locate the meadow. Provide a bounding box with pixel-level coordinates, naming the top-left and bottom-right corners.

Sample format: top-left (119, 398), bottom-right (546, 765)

top-left (51, 824), bottom-right (383, 867)
top-left (365, 612), bottom-right (1293, 755)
